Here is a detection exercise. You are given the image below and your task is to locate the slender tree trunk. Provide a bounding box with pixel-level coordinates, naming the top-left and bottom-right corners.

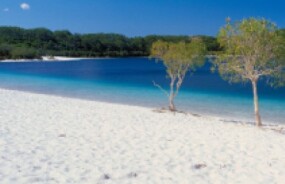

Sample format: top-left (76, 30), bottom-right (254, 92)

top-left (252, 80), bottom-right (262, 126)
top-left (169, 92), bottom-right (176, 111)
top-left (169, 78), bottom-right (176, 111)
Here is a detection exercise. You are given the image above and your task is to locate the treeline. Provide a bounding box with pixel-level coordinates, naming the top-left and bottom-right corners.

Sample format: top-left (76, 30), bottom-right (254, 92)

top-left (0, 26), bottom-right (221, 59)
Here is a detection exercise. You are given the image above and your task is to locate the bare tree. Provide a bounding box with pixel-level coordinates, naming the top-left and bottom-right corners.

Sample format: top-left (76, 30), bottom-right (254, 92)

top-left (151, 39), bottom-right (206, 111)
top-left (215, 18), bottom-right (285, 126)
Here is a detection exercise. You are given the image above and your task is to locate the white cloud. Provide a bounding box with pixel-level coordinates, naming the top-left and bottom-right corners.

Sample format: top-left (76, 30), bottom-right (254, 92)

top-left (3, 8), bottom-right (9, 12)
top-left (20, 3), bottom-right (30, 10)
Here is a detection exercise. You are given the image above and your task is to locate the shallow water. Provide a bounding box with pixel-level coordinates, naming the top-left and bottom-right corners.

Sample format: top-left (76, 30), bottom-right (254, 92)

top-left (0, 58), bottom-right (284, 124)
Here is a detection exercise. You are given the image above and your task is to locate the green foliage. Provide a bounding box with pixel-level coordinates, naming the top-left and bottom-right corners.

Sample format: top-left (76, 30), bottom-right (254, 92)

top-left (193, 35), bottom-right (221, 52)
top-left (150, 39), bottom-right (206, 110)
top-left (0, 27), bottom-right (25, 44)
top-left (0, 44), bottom-right (12, 59)
top-left (0, 26), bottom-right (221, 60)
top-left (11, 47), bottom-right (39, 59)
top-left (151, 39), bottom-right (206, 77)
top-left (215, 17), bottom-right (285, 126)
top-left (215, 18), bottom-right (285, 84)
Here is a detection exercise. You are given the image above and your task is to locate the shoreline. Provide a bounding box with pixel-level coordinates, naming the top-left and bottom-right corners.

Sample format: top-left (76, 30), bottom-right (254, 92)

top-left (0, 87), bottom-right (283, 127)
top-left (0, 56), bottom-right (148, 62)
top-left (0, 56), bottom-right (105, 62)
top-left (0, 87), bottom-right (284, 129)
top-left (0, 89), bottom-right (284, 183)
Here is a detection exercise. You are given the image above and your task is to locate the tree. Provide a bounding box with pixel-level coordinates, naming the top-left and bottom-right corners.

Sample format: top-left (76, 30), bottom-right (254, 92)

top-left (145, 35), bottom-right (190, 54)
top-left (0, 26), bottom-right (221, 59)
top-left (0, 44), bottom-right (12, 59)
top-left (54, 30), bottom-right (72, 51)
top-left (0, 27), bottom-right (24, 44)
top-left (130, 37), bottom-right (147, 55)
top-left (216, 18), bottom-right (285, 126)
top-left (11, 47), bottom-right (38, 59)
top-left (151, 39), bottom-right (206, 111)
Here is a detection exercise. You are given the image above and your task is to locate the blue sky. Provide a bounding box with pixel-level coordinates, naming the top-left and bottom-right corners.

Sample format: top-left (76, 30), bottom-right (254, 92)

top-left (1, 0), bottom-right (285, 37)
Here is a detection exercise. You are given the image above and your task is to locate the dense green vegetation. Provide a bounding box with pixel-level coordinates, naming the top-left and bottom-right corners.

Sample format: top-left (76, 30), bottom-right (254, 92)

top-left (0, 26), bottom-right (221, 59)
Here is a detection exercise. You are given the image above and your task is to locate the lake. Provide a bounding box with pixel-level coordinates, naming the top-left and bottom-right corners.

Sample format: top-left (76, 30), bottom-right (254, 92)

top-left (0, 58), bottom-right (284, 124)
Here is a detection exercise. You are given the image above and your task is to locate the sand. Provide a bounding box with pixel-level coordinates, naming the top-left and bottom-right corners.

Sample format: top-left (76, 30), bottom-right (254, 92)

top-left (0, 89), bottom-right (284, 184)
top-left (42, 56), bottom-right (90, 61)
top-left (0, 59), bottom-right (41, 62)
top-left (0, 56), bottom-right (91, 62)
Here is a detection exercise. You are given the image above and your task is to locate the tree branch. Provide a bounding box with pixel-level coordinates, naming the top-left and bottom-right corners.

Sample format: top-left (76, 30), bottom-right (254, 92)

top-left (152, 81), bottom-right (169, 97)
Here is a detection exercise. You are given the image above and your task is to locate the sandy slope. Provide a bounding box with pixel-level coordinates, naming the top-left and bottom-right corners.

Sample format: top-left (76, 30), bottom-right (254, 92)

top-left (0, 89), bottom-right (284, 184)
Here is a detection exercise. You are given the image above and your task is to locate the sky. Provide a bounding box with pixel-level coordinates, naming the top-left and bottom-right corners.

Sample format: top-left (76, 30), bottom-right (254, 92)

top-left (0, 0), bottom-right (285, 37)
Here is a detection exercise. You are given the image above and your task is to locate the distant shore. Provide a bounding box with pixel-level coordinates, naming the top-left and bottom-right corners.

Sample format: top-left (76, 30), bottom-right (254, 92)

top-left (42, 56), bottom-right (92, 61)
top-left (0, 56), bottom-right (96, 62)
top-left (0, 56), bottom-right (148, 62)
top-left (0, 88), bottom-right (284, 183)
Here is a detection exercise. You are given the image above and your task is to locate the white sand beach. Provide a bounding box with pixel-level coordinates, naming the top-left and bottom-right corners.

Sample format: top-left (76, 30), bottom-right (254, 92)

top-left (0, 59), bottom-right (42, 62)
top-left (0, 89), bottom-right (284, 184)
top-left (41, 56), bottom-right (90, 61)
top-left (0, 56), bottom-right (91, 62)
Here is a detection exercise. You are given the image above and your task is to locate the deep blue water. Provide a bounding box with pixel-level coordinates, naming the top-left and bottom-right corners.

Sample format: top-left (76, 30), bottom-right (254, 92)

top-left (0, 58), bottom-right (284, 124)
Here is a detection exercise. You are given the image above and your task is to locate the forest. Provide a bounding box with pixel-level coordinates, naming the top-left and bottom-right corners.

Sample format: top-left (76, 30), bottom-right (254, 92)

top-left (0, 26), bottom-right (221, 59)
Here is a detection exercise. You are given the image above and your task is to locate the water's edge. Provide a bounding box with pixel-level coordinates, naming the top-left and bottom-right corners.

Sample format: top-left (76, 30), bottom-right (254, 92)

top-left (0, 58), bottom-right (284, 125)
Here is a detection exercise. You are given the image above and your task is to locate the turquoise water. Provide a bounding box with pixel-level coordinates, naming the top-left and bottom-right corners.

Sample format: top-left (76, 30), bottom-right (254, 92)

top-left (0, 58), bottom-right (284, 124)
